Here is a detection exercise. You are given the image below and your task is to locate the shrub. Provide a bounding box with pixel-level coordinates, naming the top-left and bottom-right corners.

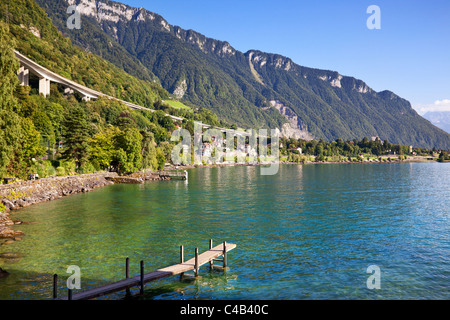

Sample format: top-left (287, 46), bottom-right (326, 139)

top-left (56, 167), bottom-right (66, 176)
top-left (61, 160), bottom-right (76, 176)
top-left (31, 160), bottom-right (55, 178)
top-left (79, 162), bottom-right (96, 174)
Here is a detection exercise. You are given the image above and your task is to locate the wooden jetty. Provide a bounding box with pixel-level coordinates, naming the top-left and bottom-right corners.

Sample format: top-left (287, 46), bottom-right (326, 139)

top-left (54, 240), bottom-right (235, 300)
top-left (159, 170), bottom-right (188, 180)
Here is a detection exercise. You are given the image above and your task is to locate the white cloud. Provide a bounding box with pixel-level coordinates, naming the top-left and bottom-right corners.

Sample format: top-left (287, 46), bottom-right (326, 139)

top-left (413, 99), bottom-right (450, 115)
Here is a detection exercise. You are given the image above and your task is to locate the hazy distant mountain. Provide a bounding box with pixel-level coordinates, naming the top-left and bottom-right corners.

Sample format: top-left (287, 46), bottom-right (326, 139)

top-left (35, 0), bottom-right (450, 149)
top-left (423, 112), bottom-right (450, 134)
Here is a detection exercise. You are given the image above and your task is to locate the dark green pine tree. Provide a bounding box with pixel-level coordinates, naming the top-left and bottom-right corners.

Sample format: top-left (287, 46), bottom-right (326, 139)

top-left (62, 106), bottom-right (90, 169)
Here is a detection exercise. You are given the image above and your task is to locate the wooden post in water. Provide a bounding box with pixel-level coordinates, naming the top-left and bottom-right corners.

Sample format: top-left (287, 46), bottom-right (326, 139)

top-left (53, 274), bottom-right (58, 299)
top-left (140, 260), bottom-right (144, 295)
top-left (194, 248), bottom-right (199, 277)
top-left (68, 288), bottom-right (72, 301)
top-left (223, 241), bottom-right (227, 269)
top-left (209, 239), bottom-right (213, 270)
top-left (180, 245), bottom-right (184, 279)
top-left (125, 258), bottom-right (130, 296)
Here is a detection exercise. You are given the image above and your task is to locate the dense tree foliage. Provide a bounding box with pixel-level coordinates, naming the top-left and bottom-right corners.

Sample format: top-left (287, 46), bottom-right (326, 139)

top-left (280, 136), bottom-right (441, 163)
top-left (62, 106), bottom-right (90, 169)
top-left (0, 22), bottom-right (24, 177)
top-left (0, 0), bottom-right (240, 180)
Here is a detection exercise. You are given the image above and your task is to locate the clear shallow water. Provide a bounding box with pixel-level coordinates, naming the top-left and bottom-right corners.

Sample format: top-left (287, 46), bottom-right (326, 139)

top-left (0, 163), bottom-right (448, 300)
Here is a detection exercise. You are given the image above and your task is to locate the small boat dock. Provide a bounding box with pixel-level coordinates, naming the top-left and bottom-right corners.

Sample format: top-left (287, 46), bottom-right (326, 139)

top-left (53, 240), bottom-right (235, 300)
top-left (159, 170), bottom-right (188, 180)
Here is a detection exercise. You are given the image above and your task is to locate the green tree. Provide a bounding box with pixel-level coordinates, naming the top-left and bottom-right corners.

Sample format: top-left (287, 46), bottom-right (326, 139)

top-left (20, 117), bottom-right (45, 166)
top-left (156, 147), bottom-right (165, 170)
top-left (0, 21), bottom-right (19, 113)
top-left (111, 148), bottom-right (127, 174)
top-left (158, 141), bottom-right (174, 161)
top-left (89, 126), bottom-right (120, 170)
top-left (33, 109), bottom-right (55, 145)
top-left (116, 127), bottom-right (143, 172)
top-left (141, 131), bottom-right (158, 170)
top-left (0, 110), bottom-right (22, 177)
top-left (62, 106), bottom-right (90, 169)
top-left (438, 152), bottom-right (449, 162)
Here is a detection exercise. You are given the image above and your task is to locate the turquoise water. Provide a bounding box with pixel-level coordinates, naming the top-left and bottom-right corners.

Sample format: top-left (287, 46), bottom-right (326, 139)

top-left (0, 163), bottom-right (449, 300)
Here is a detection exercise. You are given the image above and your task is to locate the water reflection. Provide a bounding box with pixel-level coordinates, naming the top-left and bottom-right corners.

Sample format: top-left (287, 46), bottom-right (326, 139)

top-left (1, 163), bottom-right (448, 300)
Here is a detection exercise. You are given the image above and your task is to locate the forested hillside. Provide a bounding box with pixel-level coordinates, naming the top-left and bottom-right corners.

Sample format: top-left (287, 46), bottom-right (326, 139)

top-left (0, 0), bottom-right (226, 180)
top-left (35, 0), bottom-right (450, 149)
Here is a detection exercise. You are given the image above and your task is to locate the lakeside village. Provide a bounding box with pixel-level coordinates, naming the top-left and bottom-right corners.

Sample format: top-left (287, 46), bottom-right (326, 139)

top-left (2, 127), bottom-right (449, 187)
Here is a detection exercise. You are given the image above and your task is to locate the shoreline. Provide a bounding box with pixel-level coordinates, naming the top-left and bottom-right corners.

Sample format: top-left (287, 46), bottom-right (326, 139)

top-left (0, 157), bottom-right (440, 244)
top-left (0, 170), bottom-right (172, 242)
top-left (168, 155), bottom-right (438, 171)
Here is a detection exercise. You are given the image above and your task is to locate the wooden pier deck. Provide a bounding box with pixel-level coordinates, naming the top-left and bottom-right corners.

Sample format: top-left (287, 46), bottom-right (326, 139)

top-left (55, 241), bottom-right (235, 300)
top-left (159, 170), bottom-right (188, 180)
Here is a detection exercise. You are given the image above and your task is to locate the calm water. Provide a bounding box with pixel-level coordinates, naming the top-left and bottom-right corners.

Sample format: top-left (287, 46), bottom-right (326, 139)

top-left (0, 163), bottom-right (449, 300)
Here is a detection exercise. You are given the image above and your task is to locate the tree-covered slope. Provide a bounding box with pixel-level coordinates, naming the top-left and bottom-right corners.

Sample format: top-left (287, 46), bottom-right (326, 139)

top-left (0, 0), bottom-right (232, 181)
top-left (0, 0), bottom-right (169, 108)
top-left (34, 0), bottom-right (450, 149)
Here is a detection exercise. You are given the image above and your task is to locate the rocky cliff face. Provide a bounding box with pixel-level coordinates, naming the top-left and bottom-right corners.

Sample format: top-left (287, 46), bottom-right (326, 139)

top-left (65, 0), bottom-right (238, 57)
top-left (270, 100), bottom-right (313, 140)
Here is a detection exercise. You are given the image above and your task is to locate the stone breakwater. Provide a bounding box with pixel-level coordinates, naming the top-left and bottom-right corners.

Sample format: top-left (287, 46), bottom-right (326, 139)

top-left (0, 172), bottom-right (117, 239)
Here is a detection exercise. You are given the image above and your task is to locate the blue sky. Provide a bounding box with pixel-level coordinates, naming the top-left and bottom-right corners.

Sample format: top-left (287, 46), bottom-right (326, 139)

top-left (121, 0), bottom-right (450, 115)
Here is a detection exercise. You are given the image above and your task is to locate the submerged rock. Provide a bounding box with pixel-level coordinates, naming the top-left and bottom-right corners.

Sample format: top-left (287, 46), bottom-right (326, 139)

top-left (0, 267), bottom-right (9, 278)
top-left (0, 252), bottom-right (24, 259)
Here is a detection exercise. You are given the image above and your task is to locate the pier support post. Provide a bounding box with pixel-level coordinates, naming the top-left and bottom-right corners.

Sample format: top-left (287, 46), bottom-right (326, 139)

top-left (209, 239), bottom-right (213, 270)
top-left (180, 245), bottom-right (184, 279)
top-left (194, 248), bottom-right (199, 277)
top-left (223, 241), bottom-right (227, 269)
top-left (125, 258), bottom-right (130, 296)
top-left (53, 274), bottom-right (58, 299)
top-left (140, 260), bottom-right (144, 295)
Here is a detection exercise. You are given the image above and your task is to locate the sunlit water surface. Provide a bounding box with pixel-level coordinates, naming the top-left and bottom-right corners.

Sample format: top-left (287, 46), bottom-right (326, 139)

top-left (0, 163), bottom-right (448, 300)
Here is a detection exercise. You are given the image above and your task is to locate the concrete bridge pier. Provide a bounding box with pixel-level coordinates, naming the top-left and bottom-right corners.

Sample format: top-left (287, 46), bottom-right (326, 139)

top-left (17, 66), bottom-right (29, 86)
top-left (39, 77), bottom-right (51, 97)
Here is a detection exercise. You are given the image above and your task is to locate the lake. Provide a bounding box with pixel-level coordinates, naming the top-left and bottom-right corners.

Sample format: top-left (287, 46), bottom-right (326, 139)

top-left (0, 163), bottom-right (449, 300)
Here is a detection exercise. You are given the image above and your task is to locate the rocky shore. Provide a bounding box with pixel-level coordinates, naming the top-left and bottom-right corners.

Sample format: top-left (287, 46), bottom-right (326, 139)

top-left (0, 172), bottom-right (118, 240)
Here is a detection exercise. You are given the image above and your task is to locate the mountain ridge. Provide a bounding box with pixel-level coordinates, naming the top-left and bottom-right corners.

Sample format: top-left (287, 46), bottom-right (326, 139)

top-left (35, 0), bottom-right (450, 149)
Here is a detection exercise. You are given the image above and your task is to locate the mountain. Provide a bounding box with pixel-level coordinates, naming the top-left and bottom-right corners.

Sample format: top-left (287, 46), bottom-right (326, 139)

top-left (423, 112), bottom-right (450, 134)
top-left (32, 0), bottom-right (450, 149)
